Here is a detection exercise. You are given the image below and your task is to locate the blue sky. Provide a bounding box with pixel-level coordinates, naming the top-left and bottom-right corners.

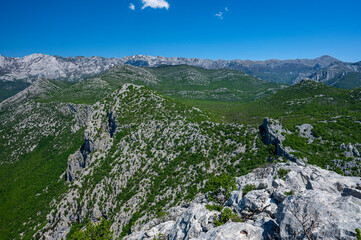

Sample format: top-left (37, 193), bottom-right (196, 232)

top-left (0, 0), bottom-right (360, 61)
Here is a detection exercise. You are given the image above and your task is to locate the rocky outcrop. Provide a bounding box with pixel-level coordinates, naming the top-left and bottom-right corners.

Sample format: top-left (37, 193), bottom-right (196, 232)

top-left (332, 143), bottom-right (361, 176)
top-left (126, 162), bottom-right (361, 240)
top-left (340, 143), bottom-right (360, 158)
top-left (66, 132), bottom-right (94, 181)
top-left (297, 124), bottom-right (315, 143)
top-left (259, 118), bottom-right (287, 146)
top-left (259, 118), bottom-right (306, 165)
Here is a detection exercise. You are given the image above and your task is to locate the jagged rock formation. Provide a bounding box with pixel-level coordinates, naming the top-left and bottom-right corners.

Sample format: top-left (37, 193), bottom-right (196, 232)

top-left (259, 118), bottom-right (288, 146)
top-left (259, 118), bottom-right (306, 165)
top-left (126, 162), bottom-right (361, 240)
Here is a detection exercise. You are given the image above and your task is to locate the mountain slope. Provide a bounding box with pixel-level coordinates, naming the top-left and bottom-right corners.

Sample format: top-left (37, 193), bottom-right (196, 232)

top-left (0, 80), bottom-right (85, 239)
top-left (294, 61), bottom-right (361, 89)
top-left (326, 71), bottom-right (361, 89)
top-left (236, 80), bottom-right (361, 175)
top-left (0, 81), bottom-right (275, 240)
top-left (2, 53), bottom-right (359, 103)
top-left (36, 84), bottom-right (274, 239)
top-left (0, 81), bottom-right (30, 102)
top-left (0, 54), bottom-right (123, 83)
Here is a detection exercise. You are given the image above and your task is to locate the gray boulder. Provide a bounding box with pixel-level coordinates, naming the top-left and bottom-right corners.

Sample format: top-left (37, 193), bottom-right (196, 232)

top-left (277, 191), bottom-right (361, 239)
top-left (167, 204), bottom-right (215, 240)
top-left (194, 222), bottom-right (264, 240)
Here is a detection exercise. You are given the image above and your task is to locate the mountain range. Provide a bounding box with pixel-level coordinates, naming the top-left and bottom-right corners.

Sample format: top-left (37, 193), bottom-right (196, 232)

top-left (1, 54), bottom-right (361, 102)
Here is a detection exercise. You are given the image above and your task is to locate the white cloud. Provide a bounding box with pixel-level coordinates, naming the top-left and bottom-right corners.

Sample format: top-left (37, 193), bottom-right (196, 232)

top-left (215, 7), bottom-right (228, 19)
top-left (141, 0), bottom-right (170, 10)
top-left (129, 3), bottom-right (135, 10)
top-left (215, 11), bottom-right (223, 20)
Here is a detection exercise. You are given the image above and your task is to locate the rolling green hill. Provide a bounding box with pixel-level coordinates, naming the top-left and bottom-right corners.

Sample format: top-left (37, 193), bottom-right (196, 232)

top-left (46, 64), bottom-right (282, 105)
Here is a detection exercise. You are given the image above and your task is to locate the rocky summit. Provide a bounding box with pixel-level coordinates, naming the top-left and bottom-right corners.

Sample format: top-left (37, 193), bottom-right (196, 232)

top-left (125, 162), bottom-right (361, 240)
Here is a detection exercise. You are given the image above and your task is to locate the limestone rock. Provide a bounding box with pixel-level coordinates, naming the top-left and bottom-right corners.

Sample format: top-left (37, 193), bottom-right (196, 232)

top-left (194, 222), bottom-right (264, 240)
top-left (259, 118), bottom-right (287, 146)
top-left (167, 204), bottom-right (215, 240)
top-left (127, 162), bottom-right (361, 240)
top-left (297, 124), bottom-right (315, 143)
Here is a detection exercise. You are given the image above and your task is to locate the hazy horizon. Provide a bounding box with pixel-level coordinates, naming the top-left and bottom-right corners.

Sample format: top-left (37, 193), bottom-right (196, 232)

top-left (1, 53), bottom-right (359, 63)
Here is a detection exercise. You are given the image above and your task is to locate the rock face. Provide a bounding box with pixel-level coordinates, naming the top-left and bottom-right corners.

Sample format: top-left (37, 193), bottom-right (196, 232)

top-left (259, 118), bottom-right (287, 146)
top-left (259, 118), bottom-right (306, 165)
top-left (308, 61), bottom-right (361, 83)
top-left (0, 54), bottom-right (124, 82)
top-left (126, 162), bottom-right (361, 240)
top-left (66, 132), bottom-right (94, 182)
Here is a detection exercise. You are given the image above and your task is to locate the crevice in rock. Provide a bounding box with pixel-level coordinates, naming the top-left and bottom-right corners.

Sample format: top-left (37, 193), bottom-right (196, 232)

top-left (80, 133), bottom-right (94, 167)
top-left (107, 111), bottom-right (117, 138)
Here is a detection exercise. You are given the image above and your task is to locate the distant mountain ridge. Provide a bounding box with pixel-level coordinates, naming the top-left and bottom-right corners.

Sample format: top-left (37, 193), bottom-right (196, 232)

top-left (0, 53), bottom-right (341, 82)
top-left (0, 53), bottom-right (360, 100)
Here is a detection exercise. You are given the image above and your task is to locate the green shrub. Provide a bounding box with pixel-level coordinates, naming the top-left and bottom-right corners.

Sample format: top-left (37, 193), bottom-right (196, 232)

top-left (284, 190), bottom-right (295, 196)
top-left (205, 174), bottom-right (237, 204)
top-left (242, 184), bottom-right (256, 195)
top-left (205, 204), bottom-right (224, 212)
top-left (69, 218), bottom-right (113, 240)
top-left (277, 168), bottom-right (290, 179)
top-left (214, 208), bottom-right (242, 227)
top-left (356, 228), bottom-right (361, 240)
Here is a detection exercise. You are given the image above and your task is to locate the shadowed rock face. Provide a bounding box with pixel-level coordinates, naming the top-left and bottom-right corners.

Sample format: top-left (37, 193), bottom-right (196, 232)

top-left (66, 132), bottom-right (94, 182)
top-left (80, 133), bottom-right (94, 166)
top-left (259, 118), bottom-right (285, 146)
top-left (107, 111), bottom-right (117, 138)
top-left (259, 118), bottom-right (307, 166)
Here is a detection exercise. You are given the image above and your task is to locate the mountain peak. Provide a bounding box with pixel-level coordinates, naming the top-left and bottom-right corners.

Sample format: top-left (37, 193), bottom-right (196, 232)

top-left (315, 55), bottom-right (341, 63)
